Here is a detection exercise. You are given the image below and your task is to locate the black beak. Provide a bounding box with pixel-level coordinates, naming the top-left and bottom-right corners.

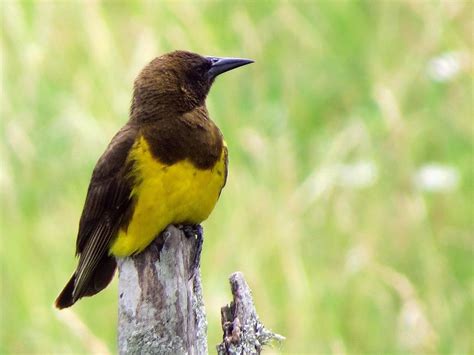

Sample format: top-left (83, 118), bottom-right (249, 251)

top-left (206, 56), bottom-right (254, 80)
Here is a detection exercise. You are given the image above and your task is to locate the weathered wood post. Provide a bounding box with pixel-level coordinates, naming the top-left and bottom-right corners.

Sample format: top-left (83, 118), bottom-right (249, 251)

top-left (117, 225), bottom-right (284, 354)
top-left (217, 272), bottom-right (285, 354)
top-left (117, 225), bottom-right (207, 354)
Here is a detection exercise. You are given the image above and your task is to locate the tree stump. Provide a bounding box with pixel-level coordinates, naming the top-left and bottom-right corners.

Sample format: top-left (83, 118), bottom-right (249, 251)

top-left (217, 272), bottom-right (285, 354)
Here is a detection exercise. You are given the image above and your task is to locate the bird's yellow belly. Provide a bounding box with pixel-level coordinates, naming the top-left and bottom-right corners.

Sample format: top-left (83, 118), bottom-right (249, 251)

top-left (110, 137), bottom-right (226, 257)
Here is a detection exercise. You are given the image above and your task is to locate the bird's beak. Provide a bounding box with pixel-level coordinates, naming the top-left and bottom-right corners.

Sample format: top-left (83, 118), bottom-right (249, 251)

top-left (206, 56), bottom-right (254, 80)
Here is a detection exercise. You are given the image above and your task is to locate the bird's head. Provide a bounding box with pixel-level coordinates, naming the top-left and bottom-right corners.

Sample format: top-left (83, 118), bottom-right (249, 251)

top-left (131, 50), bottom-right (253, 120)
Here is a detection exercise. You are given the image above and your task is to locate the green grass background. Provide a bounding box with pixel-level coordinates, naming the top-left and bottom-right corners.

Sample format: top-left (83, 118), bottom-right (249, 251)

top-left (1, 0), bottom-right (472, 353)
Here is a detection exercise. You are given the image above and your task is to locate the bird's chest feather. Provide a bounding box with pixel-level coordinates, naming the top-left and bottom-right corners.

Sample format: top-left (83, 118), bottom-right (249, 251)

top-left (110, 135), bottom-right (227, 256)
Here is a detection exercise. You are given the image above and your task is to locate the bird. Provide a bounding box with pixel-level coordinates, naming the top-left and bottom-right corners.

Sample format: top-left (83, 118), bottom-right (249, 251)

top-left (55, 50), bottom-right (253, 309)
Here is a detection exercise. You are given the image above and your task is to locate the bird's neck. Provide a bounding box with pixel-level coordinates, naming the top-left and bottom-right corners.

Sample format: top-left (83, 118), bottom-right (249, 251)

top-left (138, 104), bottom-right (224, 170)
top-left (129, 87), bottom-right (206, 123)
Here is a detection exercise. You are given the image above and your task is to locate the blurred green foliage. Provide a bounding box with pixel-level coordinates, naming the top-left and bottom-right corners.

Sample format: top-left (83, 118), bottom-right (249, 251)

top-left (1, 0), bottom-right (472, 353)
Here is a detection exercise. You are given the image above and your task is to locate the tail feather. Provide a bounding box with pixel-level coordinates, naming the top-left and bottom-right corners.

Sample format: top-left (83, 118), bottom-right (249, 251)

top-left (55, 255), bottom-right (117, 309)
top-left (55, 274), bottom-right (76, 309)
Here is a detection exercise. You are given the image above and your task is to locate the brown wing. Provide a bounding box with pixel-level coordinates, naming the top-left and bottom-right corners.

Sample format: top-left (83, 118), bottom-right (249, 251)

top-left (56, 124), bottom-right (138, 308)
top-left (221, 144), bottom-right (229, 190)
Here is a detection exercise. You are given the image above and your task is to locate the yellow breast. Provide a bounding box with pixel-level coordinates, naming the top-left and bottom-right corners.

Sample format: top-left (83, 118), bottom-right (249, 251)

top-left (109, 136), bottom-right (227, 257)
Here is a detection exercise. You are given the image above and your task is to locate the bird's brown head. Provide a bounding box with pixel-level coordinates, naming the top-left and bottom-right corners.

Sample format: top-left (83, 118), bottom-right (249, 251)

top-left (131, 50), bottom-right (253, 121)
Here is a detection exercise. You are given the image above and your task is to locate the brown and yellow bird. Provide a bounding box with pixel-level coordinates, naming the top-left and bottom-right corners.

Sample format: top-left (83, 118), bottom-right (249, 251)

top-left (55, 50), bottom-right (253, 309)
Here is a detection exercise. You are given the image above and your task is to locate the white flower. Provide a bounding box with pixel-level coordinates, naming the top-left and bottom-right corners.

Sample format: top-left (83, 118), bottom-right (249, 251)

top-left (414, 164), bottom-right (459, 192)
top-left (426, 51), bottom-right (461, 82)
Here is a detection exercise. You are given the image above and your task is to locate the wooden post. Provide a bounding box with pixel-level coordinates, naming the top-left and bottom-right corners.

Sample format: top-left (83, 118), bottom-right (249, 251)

top-left (217, 272), bottom-right (285, 354)
top-left (117, 225), bottom-right (207, 354)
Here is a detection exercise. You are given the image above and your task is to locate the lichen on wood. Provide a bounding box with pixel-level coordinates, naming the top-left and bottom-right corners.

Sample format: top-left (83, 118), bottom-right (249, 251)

top-left (217, 272), bottom-right (285, 354)
top-left (117, 225), bottom-right (207, 354)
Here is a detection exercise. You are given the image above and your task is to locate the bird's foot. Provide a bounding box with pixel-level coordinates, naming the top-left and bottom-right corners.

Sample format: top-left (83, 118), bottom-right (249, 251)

top-left (178, 224), bottom-right (203, 279)
top-left (179, 224), bottom-right (203, 241)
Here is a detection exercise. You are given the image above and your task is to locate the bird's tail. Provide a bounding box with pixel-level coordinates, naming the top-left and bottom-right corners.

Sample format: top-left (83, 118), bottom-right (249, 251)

top-left (55, 255), bottom-right (117, 309)
top-left (55, 273), bottom-right (76, 309)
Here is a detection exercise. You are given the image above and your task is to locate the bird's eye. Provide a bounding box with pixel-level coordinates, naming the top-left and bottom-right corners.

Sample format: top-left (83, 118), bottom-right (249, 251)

top-left (193, 63), bottom-right (209, 77)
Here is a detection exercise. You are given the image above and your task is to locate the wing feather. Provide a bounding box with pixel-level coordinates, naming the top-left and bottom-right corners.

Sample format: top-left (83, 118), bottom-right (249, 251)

top-left (72, 124), bottom-right (138, 301)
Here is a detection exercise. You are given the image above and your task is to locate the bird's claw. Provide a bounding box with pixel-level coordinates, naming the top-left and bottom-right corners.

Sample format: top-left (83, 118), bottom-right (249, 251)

top-left (178, 224), bottom-right (203, 279)
top-left (179, 224), bottom-right (203, 241)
